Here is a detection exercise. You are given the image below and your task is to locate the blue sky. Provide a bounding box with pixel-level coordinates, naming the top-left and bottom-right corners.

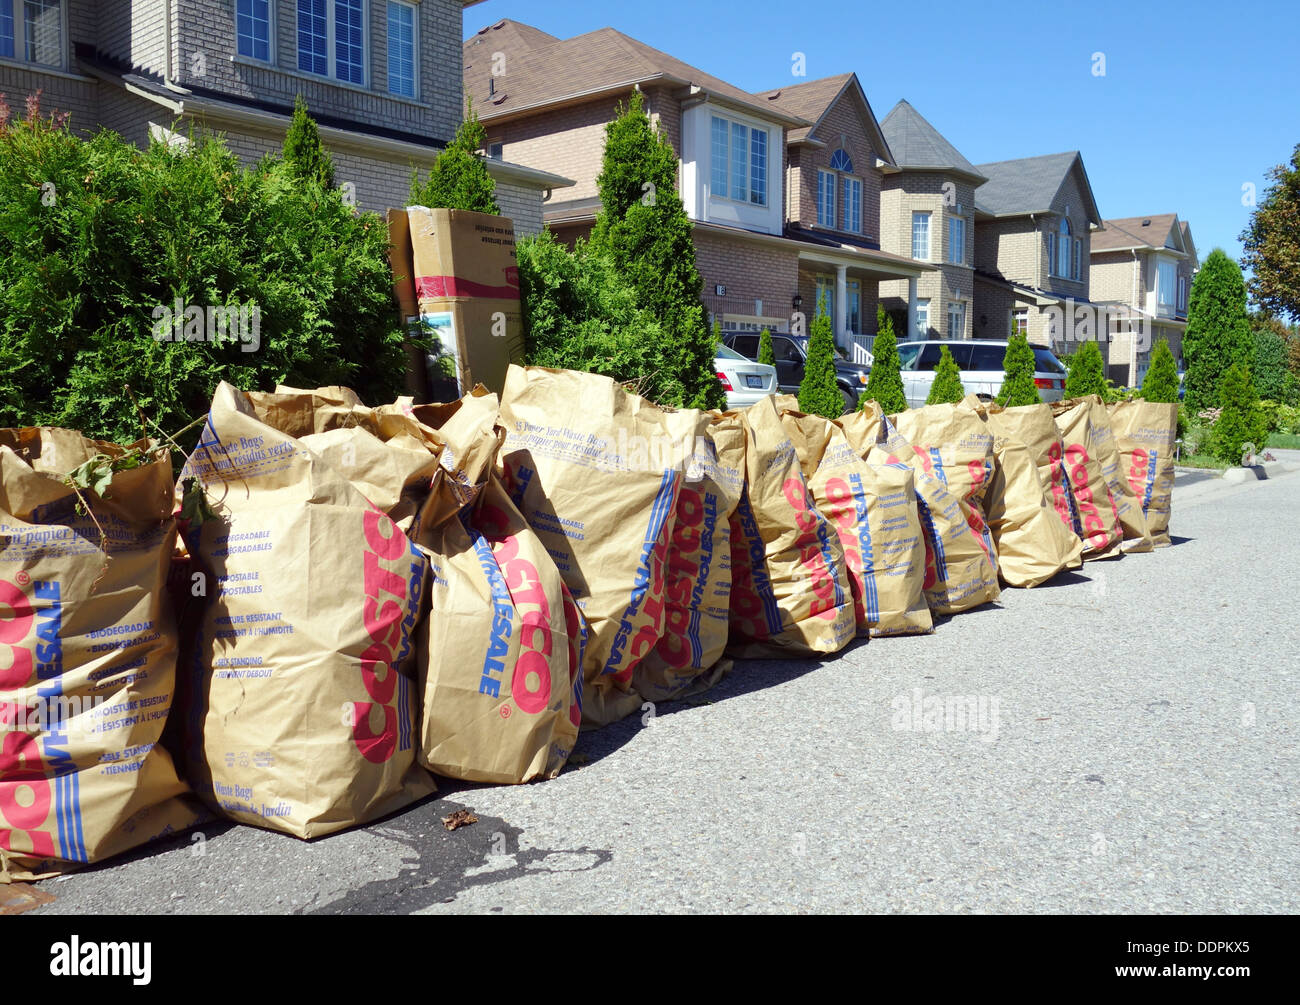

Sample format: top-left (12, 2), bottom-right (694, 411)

top-left (465, 0), bottom-right (1299, 264)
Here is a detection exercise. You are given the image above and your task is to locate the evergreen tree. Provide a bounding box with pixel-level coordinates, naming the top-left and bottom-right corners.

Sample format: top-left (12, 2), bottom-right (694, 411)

top-left (1064, 340), bottom-right (1107, 399)
top-left (1252, 315), bottom-right (1290, 401)
top-left (862, 304), bottom-right (907, 413)
top-left (926, 344), bottom-right (965, 404)
top-left (798, 300), bottom-right (844, 418)
top-left (1213, 364), bottom-right (1268, 463)
top-left (410, 98), bottom-right (500, 213)
top-left (1183, 249), bottom-right (1254, 411)
top-left (587, 90), bottom-right (723, 409)
top-left (758, 327), bottom-right (776, 366)
top-left (1141, 338), bottom-right (1180, 403)
top-left (282, 95), bottom-right (334, 189)
top-left (996, 333), bottom-right (1042, 406)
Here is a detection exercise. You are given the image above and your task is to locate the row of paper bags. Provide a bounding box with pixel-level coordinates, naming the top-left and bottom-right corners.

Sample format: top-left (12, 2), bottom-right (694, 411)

top-left (0, 366), bottom-right (1177, 881)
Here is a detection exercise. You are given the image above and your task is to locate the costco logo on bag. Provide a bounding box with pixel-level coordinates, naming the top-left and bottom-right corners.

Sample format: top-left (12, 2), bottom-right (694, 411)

top-left (1, 576), bottom-right (85, 863)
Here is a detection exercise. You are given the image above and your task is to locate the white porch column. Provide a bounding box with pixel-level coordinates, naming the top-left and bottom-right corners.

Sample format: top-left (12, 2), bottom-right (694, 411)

top-left (906, 276), bottom-right (918, 341)
top-left (835, 264), bottom-right (848, 351)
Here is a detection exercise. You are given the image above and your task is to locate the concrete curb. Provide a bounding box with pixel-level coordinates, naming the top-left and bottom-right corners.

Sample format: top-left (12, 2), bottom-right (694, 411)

top-left (1221, 461), bottom-right (1292, 483)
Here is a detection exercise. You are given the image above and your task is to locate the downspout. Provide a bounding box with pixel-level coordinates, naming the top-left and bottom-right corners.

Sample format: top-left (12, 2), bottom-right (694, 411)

top-left (163, 0), bottom-right (174, 89)
top-left (1131, 249), bottom-right (1140, 383)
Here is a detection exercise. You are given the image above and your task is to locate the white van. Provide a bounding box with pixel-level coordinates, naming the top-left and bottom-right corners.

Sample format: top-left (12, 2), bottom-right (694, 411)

top-left (896, 340), bottom-right (1068, 408)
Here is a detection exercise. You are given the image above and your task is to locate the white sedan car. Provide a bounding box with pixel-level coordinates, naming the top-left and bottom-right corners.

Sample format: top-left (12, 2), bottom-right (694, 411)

top-left (715, 343), bottom-right (777, 409)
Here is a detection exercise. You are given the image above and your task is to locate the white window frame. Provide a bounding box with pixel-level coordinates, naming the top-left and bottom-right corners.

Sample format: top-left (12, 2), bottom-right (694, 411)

top-left (948, 213), bottom-right (965, 265)
top-left (915, 298), bottom-right (930, 339)
top-left (948, 300), bottom-right (966, 339)
top-left (1, 0), bottom-right (66, 69)
top-left (1011, 307), bottom-right (1029, 337)
top-left (297, 0), bottom-right (369, 86)
top-left (710, 113), bottom-right (769, 207)
top-left (846, 279), bottom-right (861, 333)
top-left (815, 274), bottom-right (835, 321)
top-left (386, 0), bottom-right (417, 99)
top-left (1055, 218), bottom-right (1071, 278)
top-left (817, 170), bottom-right (837, 228)
top-left (1157, 259), bottom-right (1177, 311)
top-left (912, 211), bottom-right (931, 261)
top-left (1177, 274), bottom-right (1188, 312)
top-left (236, 0), bottom-right (275, 64)
top-left (843, 175), bottom-right (862, 234)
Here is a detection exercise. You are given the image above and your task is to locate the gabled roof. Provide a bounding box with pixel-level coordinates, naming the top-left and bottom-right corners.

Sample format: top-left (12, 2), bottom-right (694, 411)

top-left (754, 73), bottom-right (893, 165)
top-left (879, 100), bottom-right (986, 184)
top-left (973, 151), bottom-right (1102, 224)
top-left (463, 21), bottom-right (809, 127)
top-left (1091, 213), bottom-right (1183, 253)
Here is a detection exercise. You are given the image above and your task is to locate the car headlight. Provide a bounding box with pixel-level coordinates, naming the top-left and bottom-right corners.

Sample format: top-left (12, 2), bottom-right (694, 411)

top-left (858, 373), bottom-right (868, 384)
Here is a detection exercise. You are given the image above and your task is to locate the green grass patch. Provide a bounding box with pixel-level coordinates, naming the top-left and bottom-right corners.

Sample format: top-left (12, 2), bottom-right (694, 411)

top-left (1266, 432), bottom-right (1300, 449)
top-left (1177, 452), bottom-right (1231, 471)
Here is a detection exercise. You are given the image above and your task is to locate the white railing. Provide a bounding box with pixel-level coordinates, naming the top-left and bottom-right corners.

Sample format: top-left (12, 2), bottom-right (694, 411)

top-left (850, 335), bottom-right (874, 366)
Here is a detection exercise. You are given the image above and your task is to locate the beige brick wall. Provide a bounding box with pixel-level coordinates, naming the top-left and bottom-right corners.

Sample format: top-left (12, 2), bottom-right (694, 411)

top-left (487, 95), bottom-right (620, 204)
top-left (695, 231), bottom-right (799, 327)
top-left (1089, 250), bottom-right (1137, 305)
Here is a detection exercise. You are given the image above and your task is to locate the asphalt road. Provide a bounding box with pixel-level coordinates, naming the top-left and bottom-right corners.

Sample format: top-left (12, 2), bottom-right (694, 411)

top-left (29, 464), bottom-right (1300, 915)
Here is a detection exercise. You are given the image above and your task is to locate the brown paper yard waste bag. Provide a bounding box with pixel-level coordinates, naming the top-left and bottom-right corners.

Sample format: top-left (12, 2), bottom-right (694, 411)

top-left (633, 412), bottom-right (745, 703)
top-left (1086, 397), bottom-right (1154, 551)
top-left (177, 383), bottom-right (434, 838)
top-left (405, 206), bottom-right (524, 397)
top-left (1, 429), bottom-right (195, 882)
top-left (838, 404), bottom-right (1000, 616)
top-left (778, 405), bottom-right (931, 637)
top-left (498, 366), bottom-right (690, 727)
top-left (726, 397), bottom-right (855, 658)
top-left (1107, 400), bottom-right (1177, 548)
top-left (982, 437), bottom-right (1085, 587)
top-left (975, 400), bottom-right (1082, 538)
top-left (410, 390), bottom-right (583, 783)
top-left (1050, 398), bottom-right (1125, 559)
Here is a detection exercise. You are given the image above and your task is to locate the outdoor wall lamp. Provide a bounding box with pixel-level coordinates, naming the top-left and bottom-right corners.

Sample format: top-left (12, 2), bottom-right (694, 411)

top-left (792, 295), bottom-right (802, 309)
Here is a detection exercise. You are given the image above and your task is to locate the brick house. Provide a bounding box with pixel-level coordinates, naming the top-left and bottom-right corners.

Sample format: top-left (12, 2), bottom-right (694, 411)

top-left (876, 99), bottom-right (987, 342)
top-left (968, 151), bottom-right (1104, 352)
top-left (0, 1), bottom-right (568, 229)
top-left (1090, 214), bottom-right (1198, 386)
top-left (464, 21), bottom-right (927, 357)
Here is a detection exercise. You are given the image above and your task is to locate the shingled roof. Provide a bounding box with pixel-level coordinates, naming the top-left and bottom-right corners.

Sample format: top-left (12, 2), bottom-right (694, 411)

top-left (463, 21), bottom-right (809, 127)
top-left (880, 100), bottom-right (985, 183)
top-left (1090, 214), bottom-right (1185, 253)
top-left (753, 73), bottom-right (893, 165)
top-left (973, 151), bottom-right (1101, 224)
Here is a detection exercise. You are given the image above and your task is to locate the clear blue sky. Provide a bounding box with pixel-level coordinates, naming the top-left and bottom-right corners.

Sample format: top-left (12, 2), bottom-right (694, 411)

top-left (465, 0), bottom-right (1299, 265)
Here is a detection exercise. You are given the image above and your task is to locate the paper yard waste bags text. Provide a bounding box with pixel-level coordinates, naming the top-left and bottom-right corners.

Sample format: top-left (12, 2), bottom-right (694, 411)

top-left (498, 366), bottom-right (690, 728)
top-left (975, 400), bottom-right (1083, 539)
top-left (409, 390), bottom-right (583, 783)
top-left (1107, 400), bottom-right (1177, 548)
top-left (837, 405), bottom-right (1000, 616)
top-left (1086, 397), bottom-right (1154, 552)
top-left (1, 429), bottom-right (195, 882)
top-left (777, 405), bottom-right (931, 637)
top-left (1050, 398), bottom-right (1125, 560)
top-left (632, 411), bottom-right (745, 703)
top-left (981, 435), bottom-right (1084, 587)
top-left (726, 397), bottom-right (855, 658)
top-left (178, 383), bottom-right (433, 838)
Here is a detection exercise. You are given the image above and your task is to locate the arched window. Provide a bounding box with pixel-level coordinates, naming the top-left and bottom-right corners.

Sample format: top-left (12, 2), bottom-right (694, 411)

top-left (830, 149), bottom-right (853, 173)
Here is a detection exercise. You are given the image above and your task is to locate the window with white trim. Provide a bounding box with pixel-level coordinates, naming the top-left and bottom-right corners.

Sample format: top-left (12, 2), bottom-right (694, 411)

top-left (815, 275), bottom-right (835, 322)
top-left (948, 214), bottom-right (966, 265)
top-left (1157, 260), bottom-right (1177, 311)
top-left (710, 115), bottom-right (768, 206)
top-left (817, 170), bottom-right (836, 227)
top-left (847, 280), bottom-right (860, 333)
top-left (1011, 307), bottom-right (1029, 337)
top-left (915, 299), bottom-right (930, 339)
top-left (1178, 274), bottom-right (1188, 312)
top-left (297, 0), bottom-right (365, 85)
top-left (237, 0), bottom-right (272, 62)
top-left (948, 300), bottom-right (966, 339)
top-left (1, 0), bottom-right (62, 67)
top-left (843, 176), bottom-right (862, 233)
top-left (912, 211), bottom-right (931, 261)
top-left (1054, 218), bottom-right (1071, 278)
top-left (386, 1), bottom-right (416, 98)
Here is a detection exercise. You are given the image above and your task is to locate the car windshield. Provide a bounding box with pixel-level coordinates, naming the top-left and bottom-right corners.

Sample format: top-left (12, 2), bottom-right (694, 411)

top-left (896, 342), bottom-right (922, 370)
top-left (1032, 347), bottom-right (1067, 375)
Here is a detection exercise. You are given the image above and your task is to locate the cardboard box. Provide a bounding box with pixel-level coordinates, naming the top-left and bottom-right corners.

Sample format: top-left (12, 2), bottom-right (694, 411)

top-left (396, 206), bottom-right (525, 400)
